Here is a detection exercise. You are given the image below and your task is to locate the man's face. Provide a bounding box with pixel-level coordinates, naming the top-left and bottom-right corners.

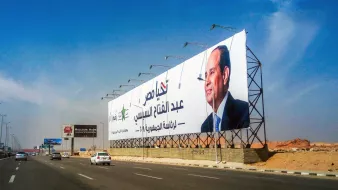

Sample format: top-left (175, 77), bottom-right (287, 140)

top-left (204, 49), bottom-right (229, 108)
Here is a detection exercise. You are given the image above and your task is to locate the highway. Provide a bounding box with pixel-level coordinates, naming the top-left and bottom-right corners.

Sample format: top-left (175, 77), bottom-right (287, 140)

top-left (1, 156), bottom-right (338, 190)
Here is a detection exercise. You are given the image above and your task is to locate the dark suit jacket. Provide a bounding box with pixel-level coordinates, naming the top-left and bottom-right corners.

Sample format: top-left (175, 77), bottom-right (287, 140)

top-left (201, 92), bottom-right (249, 132)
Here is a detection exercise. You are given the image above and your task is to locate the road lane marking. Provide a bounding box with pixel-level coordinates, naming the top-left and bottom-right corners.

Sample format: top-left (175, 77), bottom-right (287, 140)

top-left (16, 167), bottom-right (19, 171)
top-left (134, 173), bottom-right (162, 180)
top-left (78, 173), bottom-right (93, 180)
top-left (9, 175), bottom-right (15, 183)
top-left (133, 167), bottom-right (152, 170)
top-left (60, 166), bottom-right (65, 169)
top-left (18, 163), bottom-right (20, 165)
top-left (79, 163), bottom-right (85, 165)
top-left (171, 167), bottom-right (188, 170)
top-left (98, 166), bottom-right (109, 170)
top-left (0, 157), bottom-right (10, 161)
top-left (188, 174), bottom-right (219, 180)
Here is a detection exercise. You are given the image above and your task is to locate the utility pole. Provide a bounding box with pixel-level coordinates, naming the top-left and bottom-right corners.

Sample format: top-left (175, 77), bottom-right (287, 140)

top-left (100, 122), bottom-right (104, 150)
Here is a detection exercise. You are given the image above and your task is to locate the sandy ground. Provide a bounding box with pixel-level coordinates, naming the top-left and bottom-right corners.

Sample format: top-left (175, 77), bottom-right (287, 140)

top-left (251, 152), bottom-right (338, 172)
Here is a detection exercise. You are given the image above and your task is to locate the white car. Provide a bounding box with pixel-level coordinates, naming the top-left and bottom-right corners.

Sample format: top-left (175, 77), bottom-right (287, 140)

top-left (61, 152), bottom-right (70, 158)
top-left (90, 152), bottom-right (111, 165)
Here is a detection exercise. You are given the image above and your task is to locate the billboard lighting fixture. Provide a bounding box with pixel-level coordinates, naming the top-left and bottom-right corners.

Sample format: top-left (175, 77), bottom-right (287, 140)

top-left (210, 24), bottom-right (237, 32)
top-left (119, 84), bottom-right (135, 88)
top-left (149, 64), bottom-right (171, 69)
top-left (164, 55), bottom-right (186, 60)
top-left (183, 42), bottom-right (208, 48)
top-left (128, 79), bottom-right (144, 83)
top-left (138, 72), bottom-right (155, 77)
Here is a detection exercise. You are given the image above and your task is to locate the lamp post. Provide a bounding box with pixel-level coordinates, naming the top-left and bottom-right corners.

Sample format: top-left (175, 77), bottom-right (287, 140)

top-left (0, 114), bottom-right (6, 145)
top-left (11, 134), bottom-right (14, 152)
top-left (4, 122), bottom-right (10, 148)
top-left (197, 77), bottom-right (218, 164)
top-left (133, 104), bottom-right (144, 160)
top-left (100, 122), bottom-right (105, 151)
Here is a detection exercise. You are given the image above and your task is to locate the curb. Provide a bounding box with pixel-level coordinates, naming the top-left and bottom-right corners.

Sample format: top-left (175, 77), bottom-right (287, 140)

top-left (111, 158), bottom-right (338, 179)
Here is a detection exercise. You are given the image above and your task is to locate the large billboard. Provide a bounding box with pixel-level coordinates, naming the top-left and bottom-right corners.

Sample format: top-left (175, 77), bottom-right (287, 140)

top-left (74, 125), bottom-right (97, 137)
top-left (108, 30), bottom-right (249, 140)
top-left (62, 124), bottom-right (74, 138)
top-left (44, 138), bottom-right (62, 145)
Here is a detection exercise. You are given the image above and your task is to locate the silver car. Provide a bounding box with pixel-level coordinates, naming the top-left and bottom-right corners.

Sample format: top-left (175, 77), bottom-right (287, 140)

top-left (15, 152), bottom-right (28, 161)
top-left (50, 152), bottom-right (62, 160)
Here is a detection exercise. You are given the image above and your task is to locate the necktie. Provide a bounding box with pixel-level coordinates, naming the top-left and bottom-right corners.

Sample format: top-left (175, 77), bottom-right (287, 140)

top-left (214, 114), bottom-right (221, 132)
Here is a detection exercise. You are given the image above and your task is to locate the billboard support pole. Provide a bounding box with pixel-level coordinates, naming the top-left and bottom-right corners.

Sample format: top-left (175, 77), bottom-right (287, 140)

top-left (71, 138), bottom-right (74, 156)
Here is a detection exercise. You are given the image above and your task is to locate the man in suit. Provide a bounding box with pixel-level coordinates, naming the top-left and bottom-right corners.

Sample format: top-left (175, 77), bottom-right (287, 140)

top-left (201, 45), bottom-right (249, 133)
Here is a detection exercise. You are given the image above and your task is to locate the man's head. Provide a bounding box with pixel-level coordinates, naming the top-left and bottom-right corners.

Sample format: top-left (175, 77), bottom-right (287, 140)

top-left (204, 45), bottom-right (231, 111)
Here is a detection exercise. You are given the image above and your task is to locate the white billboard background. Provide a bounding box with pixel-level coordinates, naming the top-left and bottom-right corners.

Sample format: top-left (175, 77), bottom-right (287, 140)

top-left (109, 30), bottom-right (248, 140)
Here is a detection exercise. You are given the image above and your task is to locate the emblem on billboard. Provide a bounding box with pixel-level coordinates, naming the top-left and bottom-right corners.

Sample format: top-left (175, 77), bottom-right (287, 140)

top-left (64, 126), bottom-right (73, 135)
top-left (121, 106), bottom-right (128, 121)
top-left (62, 125), bottom-right (74, 138)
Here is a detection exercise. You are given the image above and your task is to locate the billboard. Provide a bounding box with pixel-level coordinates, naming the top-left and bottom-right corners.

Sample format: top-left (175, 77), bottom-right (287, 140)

top-left (108, 30), bottom-right (249, 140)
top-left (74, 125), bottom-right (97, 137)
top-left (43, 138), bottom-right (62, 145)
top-left (62, 124), bottom-right (74, 138)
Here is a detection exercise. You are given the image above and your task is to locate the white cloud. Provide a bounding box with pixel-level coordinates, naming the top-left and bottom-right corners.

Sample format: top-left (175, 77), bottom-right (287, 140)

top-left (262, 0), bottom-right (320, 97)
top-left (0, 72), bottom-right (108, 148)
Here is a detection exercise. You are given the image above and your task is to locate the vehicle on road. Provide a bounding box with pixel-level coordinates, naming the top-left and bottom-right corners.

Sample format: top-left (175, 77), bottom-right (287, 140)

top-left (61, 152), bottom-right (70, 158)
top-left (15, 152), bottom-right (28, 161)
top-left (31, 153), bottom-right (36, 156)
top-left (90, 152), bottom-right (111, 165)
top-left (50, 152), bottom-right (62, 160)
top-left (0, 151), bottom-right (5, 159)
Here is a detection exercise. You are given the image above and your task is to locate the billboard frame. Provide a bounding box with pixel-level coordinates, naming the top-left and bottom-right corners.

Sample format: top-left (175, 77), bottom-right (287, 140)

top-left (110, 45), bottom-right (266, 149)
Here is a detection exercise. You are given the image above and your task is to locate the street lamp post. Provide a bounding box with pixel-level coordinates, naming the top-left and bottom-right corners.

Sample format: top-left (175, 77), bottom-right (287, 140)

top-left (11, 134), bottom-right (14, 152)
top-left (4, 122), bottom-right (10, 148)
top-left (100, 122), bottom-right (105, 151)
top-left (197, 77), bottom-right (218, 164)
top-left (0, 114), bottom-right (6, 145)
top-left (133, 104), bottom-right (144, 160)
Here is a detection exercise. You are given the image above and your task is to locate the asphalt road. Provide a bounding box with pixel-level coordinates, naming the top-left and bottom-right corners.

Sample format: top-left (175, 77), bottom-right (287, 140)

top-left (1, 156), bottom-right (338, 190)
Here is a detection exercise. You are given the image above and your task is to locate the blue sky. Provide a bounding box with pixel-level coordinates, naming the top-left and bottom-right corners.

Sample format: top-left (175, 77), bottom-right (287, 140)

top-left (0, 0), bottom-right (337, 148)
